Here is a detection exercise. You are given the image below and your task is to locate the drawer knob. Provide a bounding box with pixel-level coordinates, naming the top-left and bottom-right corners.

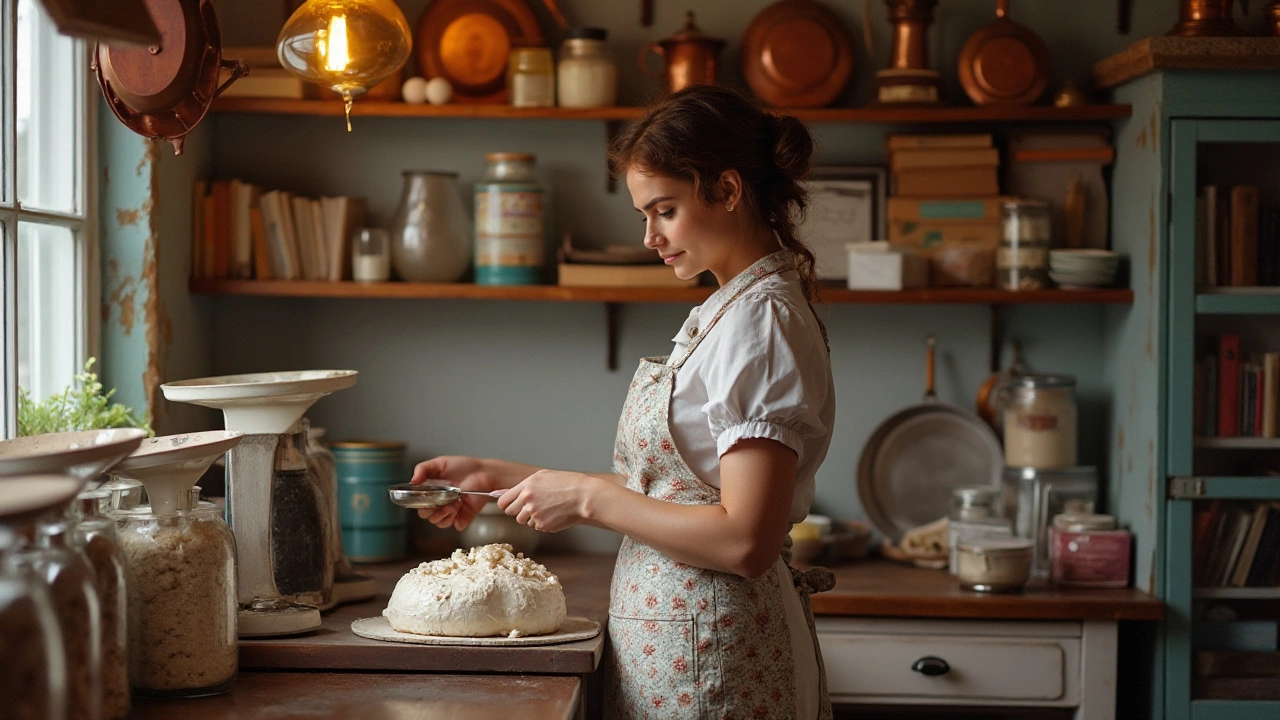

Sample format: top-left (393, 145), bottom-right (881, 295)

top-left (911, 656), bottom-right (951, 677)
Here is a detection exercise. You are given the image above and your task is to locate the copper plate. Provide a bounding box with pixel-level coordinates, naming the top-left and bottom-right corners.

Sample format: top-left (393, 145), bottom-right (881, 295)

top-left (416, 0), bottom-right (543, 103)
top-left (94, 0), bottom-right (245, 155)
top-left (741, 0), bottom-right (854, 108)
top-left (957, 0), bottom-right (1050, 106)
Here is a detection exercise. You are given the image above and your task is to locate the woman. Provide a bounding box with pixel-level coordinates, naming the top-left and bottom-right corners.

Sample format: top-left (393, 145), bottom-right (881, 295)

top-left (413, 84), bottom-right (836, 719)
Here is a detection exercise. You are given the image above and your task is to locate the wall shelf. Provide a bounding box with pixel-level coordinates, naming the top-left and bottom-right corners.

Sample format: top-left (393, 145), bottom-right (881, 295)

top-left (188, 279), bottom-right (1134, 305)
top-left (1193, 437), bottom-right (1280, 450)
top-left (209, 98), bottom-right (1133, 125)
top-left (1196, 289), bottom-right (1280, 314)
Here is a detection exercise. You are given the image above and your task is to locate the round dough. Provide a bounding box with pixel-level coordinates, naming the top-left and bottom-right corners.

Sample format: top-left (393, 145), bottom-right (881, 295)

top-left (383, 543), bottom-right (566, 638)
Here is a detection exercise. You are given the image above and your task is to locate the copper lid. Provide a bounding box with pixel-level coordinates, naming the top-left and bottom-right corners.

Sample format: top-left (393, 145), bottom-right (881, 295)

top-left (661, 11), bottom-right (725, 49)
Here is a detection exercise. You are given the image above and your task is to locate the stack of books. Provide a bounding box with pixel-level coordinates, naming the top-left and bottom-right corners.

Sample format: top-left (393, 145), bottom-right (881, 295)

top-left (556, 234), bottom-right (695, 288)
top-left (887, 133), bottom-right (999, 198)
top-left (192, 179), bottom-right (365, 282)
top-left (218, 46), bottom-right (310, 100)
top-left (1197, 183), bottom-right (1279, 288)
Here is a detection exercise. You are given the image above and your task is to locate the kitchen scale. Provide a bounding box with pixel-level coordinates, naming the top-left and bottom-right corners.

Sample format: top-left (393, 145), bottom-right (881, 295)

top-left (162, 370), bottom-right (357, 637)
top-left (0, 428), bottom-right (147, 481)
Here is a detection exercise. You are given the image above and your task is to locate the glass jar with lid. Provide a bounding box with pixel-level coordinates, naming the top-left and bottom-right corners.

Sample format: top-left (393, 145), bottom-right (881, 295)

top-left (269, 421), bottom-right (334, 609)
top-left (1003, 374), bottom-right (1078, 469)
top-left (508, 47), bottom-right (555, 108)
top-left (475, 153), bottom-right (546, 286)
top-left (557, 27), bottom-right (616, 108)
top-left (117, 485), bottom-right (237, 697)
top-left (72, 489), bottom-right (131, 719)
top-left (997, 199), bottom-right (1051, 290)
top-left (947, 486), bottom-right (1011, 576)
top-left (0, 475), bottom-right (81, 720)
top-left (1049, 512), bottom-right (1131, 588)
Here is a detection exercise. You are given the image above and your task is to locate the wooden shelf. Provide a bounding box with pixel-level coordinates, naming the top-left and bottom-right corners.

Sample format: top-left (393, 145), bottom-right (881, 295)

top-left (1194, 437), bottom-right (1280, 450)
top-left (188, 279), bottom-right (1135, 306)
top-left (210, 98), bottom-right (1133, 124)
top-left (1197, 289), bottom-right (1280, 314)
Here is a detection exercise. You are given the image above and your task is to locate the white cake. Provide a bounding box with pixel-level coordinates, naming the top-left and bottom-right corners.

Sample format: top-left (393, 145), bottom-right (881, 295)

top-left (383, 543), bottom-right (566, 638)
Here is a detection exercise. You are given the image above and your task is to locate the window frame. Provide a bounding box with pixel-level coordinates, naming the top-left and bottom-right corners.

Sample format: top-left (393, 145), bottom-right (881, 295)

top-left (1, 0), bottom-right (98, 438)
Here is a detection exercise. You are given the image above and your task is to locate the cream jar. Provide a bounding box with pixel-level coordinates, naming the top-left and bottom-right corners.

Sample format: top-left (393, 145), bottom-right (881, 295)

top-left (955, 537), bottom-right (1034, 593)
top-left (1003, 374), bottom-right (1078, 468)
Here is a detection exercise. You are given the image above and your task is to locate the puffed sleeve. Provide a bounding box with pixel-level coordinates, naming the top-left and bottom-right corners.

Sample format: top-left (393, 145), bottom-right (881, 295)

top-left (697, 293), bottom-right (831, 460)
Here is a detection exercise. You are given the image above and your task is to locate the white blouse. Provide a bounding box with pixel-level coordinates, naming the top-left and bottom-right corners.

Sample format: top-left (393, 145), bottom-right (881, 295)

top-left (666, 268), bottom-right (835, 523)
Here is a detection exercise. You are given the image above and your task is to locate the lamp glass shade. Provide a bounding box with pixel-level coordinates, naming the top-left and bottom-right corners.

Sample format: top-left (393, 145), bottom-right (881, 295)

top-left (277, 0), bottom-right (411, 101)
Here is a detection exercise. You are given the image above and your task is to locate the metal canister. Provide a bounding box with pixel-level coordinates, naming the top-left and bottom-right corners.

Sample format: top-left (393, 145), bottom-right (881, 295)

top-left (332, 441), bottom-right (408, 563)
top-left (474, 152), bottom-right (545, 285)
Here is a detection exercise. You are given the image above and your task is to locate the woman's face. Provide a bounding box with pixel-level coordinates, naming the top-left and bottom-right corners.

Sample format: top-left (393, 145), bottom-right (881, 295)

top-left (626, 167), bottom-right (735, 281)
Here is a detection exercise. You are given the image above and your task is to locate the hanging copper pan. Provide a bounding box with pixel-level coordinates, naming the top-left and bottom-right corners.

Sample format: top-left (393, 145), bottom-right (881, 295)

top-left (740, 0), bottom-right (855, 108)
top-left (94, 0), bottom-right (246, 155)
top-left (957, 0), bottom-right (1050, 106)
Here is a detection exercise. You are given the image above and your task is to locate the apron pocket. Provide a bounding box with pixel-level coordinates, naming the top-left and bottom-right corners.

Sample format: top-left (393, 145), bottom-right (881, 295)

top-left (607, 614), bottom-right (701, 719)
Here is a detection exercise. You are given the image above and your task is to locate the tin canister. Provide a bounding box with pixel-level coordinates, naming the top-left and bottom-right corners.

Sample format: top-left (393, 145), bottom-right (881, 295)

top-left (474, 152), bottom-right (545, 285)
top-left (332, 441), bottom-right (407, 563)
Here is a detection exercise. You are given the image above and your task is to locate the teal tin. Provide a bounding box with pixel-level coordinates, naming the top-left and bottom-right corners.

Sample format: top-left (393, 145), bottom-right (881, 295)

top-left (332, 441), bottom-right (408, 563)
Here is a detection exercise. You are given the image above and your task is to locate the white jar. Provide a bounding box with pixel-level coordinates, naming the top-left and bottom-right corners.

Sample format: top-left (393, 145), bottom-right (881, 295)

top-left (557, 28), bottom-right (617, 108)
top-left (1003, 374), bottom-right (1078, 469)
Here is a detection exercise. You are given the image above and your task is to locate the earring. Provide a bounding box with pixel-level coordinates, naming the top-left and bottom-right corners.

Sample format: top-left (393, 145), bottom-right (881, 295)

top-left (726, 202), bottom-right (735, 212)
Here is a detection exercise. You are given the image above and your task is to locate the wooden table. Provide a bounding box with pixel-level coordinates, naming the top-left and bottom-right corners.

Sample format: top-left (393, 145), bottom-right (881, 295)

top-left (130, 672), bottom-right (582, 720)
top-left (239, 551), bottom-right (615, 674)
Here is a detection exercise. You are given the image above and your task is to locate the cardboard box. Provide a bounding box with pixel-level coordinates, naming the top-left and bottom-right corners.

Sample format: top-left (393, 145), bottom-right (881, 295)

top-left (557, 263), bottom-right (697, 288)
top-left (845, 242), bottom-right (929, 290)
top-left (887, 197), bottom-right (1005, 250)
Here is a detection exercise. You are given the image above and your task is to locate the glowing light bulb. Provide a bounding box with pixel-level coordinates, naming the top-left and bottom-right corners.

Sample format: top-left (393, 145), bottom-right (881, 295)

top-left (277, 0), bottom-right (412, 131)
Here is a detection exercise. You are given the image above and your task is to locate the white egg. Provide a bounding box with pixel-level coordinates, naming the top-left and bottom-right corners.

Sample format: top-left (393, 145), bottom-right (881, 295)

top-left (401, 76), bottom-right (428, 104)
top-left (425, 77), bottom-right (453, 105)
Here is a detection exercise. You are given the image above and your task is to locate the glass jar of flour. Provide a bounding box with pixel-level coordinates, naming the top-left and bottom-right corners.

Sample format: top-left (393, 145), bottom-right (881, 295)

top-left (1003, 374), bottom-right (1078, 469)
top-left (474, 153), bottom-right (545, 285)
top-left (557, 27), bottom-right (616, 108)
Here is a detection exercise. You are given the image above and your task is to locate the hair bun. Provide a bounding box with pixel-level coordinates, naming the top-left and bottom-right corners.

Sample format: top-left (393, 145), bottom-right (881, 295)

top-left (771, 114), bottom-right (813, 183)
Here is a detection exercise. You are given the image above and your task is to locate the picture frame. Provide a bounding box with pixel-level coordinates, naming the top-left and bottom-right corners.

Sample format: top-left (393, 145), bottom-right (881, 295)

top-left (799, 166), bottom-right (887, 280)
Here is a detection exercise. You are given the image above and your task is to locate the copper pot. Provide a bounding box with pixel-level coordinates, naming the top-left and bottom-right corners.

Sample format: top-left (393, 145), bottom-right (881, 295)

top-left (639, 11), bottom-right (725, 93)
top-left (957, 0), bottom-right (1050, 106)
top-left (1169, 0), bottom-right (1248, 36)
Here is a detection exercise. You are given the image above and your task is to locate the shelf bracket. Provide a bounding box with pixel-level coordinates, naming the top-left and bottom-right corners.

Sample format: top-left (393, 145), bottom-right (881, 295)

top-left (1169, 477), bottom-right (1205, 499)
top-left (605, 120), bottom-right (622, 194)
top-left (605, 302), bottom-right (620, 371)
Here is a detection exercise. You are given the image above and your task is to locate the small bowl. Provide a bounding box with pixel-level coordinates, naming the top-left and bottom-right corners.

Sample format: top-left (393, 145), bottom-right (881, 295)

top-left (955, 536), bottom-right (1033, 593)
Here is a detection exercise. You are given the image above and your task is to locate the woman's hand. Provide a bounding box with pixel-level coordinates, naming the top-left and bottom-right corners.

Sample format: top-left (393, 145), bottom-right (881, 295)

top-left (410, 456), bottom-right (498, 531)
top-left (498, 470), bottom-right (596, 533)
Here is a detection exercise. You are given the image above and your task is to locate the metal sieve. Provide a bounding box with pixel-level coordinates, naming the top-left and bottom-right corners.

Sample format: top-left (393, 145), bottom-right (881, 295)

top-left (387, 483), bottom-right (505, 509)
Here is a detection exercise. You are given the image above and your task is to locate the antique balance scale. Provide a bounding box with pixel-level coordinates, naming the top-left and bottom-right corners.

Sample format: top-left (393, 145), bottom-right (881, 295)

top-left (162, 370), bottom-right (358, 637)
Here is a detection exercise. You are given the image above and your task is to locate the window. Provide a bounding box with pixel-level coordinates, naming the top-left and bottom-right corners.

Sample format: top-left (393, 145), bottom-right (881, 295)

top-left (1, 0), bottom-right (94, 437)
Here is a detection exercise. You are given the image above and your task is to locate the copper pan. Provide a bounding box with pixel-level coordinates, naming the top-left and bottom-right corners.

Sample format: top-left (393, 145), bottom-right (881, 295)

top-left (957, 0), bottom-right (1050, 106)
top-left (94, 0), bottom-right (246, 155)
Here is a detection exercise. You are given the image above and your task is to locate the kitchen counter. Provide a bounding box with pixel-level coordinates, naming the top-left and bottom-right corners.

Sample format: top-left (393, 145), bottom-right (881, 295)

top-left (130, 672), bottom-right (581, 720)
top-left (240, 551), bottom-right (616, 675)
top-left (808, 558), bottom-right (1165, 620)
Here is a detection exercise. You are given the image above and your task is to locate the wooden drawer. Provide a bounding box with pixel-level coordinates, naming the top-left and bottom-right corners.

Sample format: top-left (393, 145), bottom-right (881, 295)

top-left (817, 618), bottom-right (1082, 706)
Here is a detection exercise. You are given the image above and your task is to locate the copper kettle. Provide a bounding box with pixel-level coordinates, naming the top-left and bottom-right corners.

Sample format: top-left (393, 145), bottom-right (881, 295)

top-left (639, 11), bottom-right (726, 93)
top-left (1169, 0), bottom-right (1249, 36)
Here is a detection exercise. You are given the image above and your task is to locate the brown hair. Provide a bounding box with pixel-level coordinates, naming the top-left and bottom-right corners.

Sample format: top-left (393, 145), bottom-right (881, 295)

top-left (607, 85), bottom-right (821, 302)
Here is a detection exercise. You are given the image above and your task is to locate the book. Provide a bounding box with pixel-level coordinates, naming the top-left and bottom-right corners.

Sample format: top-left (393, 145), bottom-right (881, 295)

top-left (1230, 503), bottom-right (1272, 587)
top-left (1229, 185), bottom-right (1260, 287)
top-left (557, 263), bottom-right (698, 288)
top-left (229, 180), bottom-right (256, 280)
top-left (892, 166), bottom-right (1000, 197)
top-left (1218, 334), bottom-right (1242, 438)
top-left (218, 67), bottom-right (309, 100)
top-left (889, 148), bottom-right (1000, 171)
top-left (886, 133), bottom-right (992, 151)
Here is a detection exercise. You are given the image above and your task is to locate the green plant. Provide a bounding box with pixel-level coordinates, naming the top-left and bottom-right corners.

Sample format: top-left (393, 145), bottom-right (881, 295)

top-left (17, 358), bottom-right (152, 436)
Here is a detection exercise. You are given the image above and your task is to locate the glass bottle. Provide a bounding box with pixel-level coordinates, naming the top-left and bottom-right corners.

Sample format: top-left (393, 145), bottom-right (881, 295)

top-left (0, 478), bottom-right (75, 720)
top-left (1003, 374), bottom-right (1079, 469)
top-left (270, 421), bottom-right (334, 608)
top-left (71, 490), bottom-right (130, 720)
top-left (9, 511), bottom-right (103, 720)
top-left (389, 171), bottom-right (472, 282)
top-left (508, 47), bottom-right (555, 108)
top-left (351, 228), bottom-right (391, 282)
top-left (997, 199), bottom-right (1052, 290)
top-left (557, 27), bottom-right (616, 108)
top-left (116, 486), bottom-right (237, 697)
top-left (475, 153), bottom-right (546, 286)
top-left (306, 424), bottom-right (357, 585)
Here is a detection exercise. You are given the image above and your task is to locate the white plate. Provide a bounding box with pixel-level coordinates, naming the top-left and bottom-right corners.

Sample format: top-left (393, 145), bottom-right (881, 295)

top-left (351, 615), bottom-right (601, 647)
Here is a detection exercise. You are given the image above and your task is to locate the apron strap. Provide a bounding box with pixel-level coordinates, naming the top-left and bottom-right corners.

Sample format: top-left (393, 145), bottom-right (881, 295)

top-left (670, 255), bottom-right (794, 369)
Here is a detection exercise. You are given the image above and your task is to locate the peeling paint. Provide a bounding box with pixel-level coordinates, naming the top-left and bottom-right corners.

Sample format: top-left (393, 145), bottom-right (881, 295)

top-left (1117, 424), bottom-right (1125, 449)
top-left (141, 142), bottom-right (163, 427)
top-left (1149, 111), bottom-right (1160, 151)
top-left (1147, 552), bottom-right (1157, 595)
top-left (103, 258), bottom-right (139, 334)
top-left (116, 207), bottom-right (140, 228)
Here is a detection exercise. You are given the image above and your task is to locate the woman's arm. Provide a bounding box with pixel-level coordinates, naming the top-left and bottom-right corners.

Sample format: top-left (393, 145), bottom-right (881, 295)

top-left (503, 437), bottom-right (797, 579)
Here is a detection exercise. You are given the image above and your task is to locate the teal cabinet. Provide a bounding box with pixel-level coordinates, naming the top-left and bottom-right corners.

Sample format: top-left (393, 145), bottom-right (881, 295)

top-left (1106, 67), bottom-right (1280, 720)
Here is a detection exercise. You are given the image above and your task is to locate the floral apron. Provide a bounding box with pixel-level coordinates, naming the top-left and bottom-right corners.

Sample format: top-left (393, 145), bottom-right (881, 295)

top-left (605, 253), bottom-right (835, 720)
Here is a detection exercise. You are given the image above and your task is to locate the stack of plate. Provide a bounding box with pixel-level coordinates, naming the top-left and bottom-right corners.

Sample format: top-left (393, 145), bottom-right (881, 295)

top-left (1049, 249), bottom-right (1121, 288)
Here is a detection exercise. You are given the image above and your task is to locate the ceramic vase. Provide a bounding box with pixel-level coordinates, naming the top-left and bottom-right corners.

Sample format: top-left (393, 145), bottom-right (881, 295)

top-left (389, 170), bottom-right (472, 282)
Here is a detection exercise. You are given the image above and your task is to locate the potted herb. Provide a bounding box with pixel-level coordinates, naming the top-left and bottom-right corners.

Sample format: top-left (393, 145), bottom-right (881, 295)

top-left (18, 358), bottom-right (152, 436)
